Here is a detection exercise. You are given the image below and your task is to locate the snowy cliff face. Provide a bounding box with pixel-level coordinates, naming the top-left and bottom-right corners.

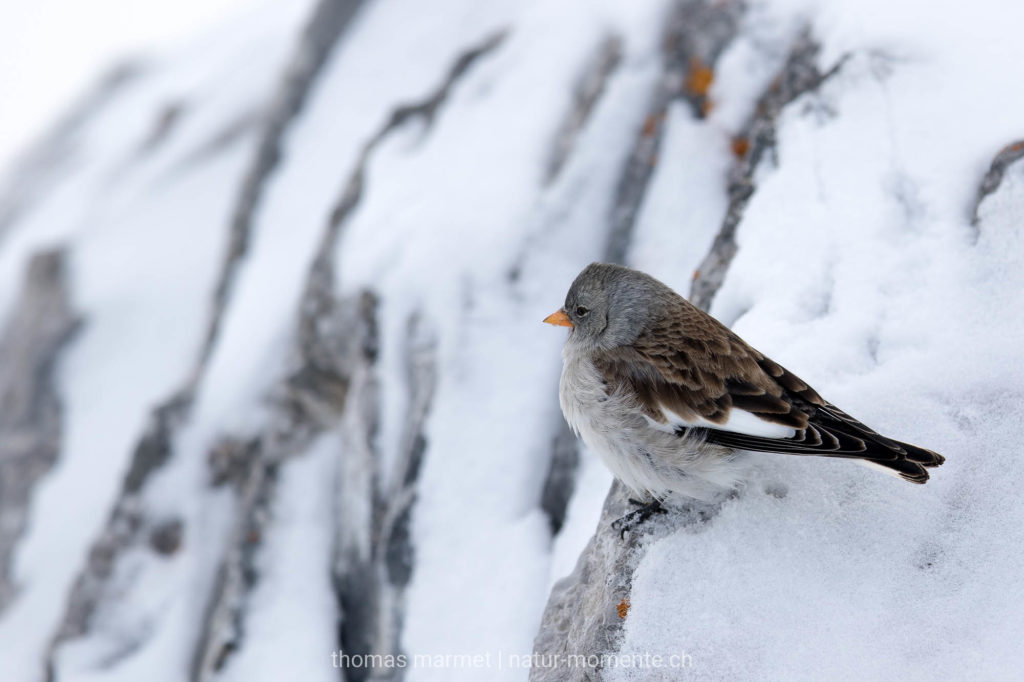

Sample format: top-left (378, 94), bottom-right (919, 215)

top-left (1, 0), bottom-right (1023, 681)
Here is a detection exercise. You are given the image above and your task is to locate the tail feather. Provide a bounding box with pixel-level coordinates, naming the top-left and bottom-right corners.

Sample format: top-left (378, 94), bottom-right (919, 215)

top-left (861, 440), bottom-right (944, 484)
top-left (699, 424), bottom-right (946, 484)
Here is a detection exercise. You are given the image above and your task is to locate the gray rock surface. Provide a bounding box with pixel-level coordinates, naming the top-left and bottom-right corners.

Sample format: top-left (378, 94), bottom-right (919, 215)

top-left (0, 250), bottom-right (79, 611)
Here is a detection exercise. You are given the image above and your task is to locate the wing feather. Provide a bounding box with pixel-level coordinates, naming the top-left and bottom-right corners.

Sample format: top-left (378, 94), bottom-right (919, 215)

top-left (591, 295), bottom-right (944, 481)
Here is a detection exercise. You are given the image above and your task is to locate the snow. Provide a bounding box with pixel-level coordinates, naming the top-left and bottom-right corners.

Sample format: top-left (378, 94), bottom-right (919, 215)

top-left (328, 2), bottom-right (670, 678)
top-left (217, 436), bottom-right (340, 682)
top-left (2, 0), bottom-right (1024, 680)
top-left (627, 104), bottom-right (730, 296)
top-left (0, 2), bottom-right (312, 679)
top-left (614, 0), bottom-right (1024, 678)
top-left (0, 0), bottom-right (260, 175)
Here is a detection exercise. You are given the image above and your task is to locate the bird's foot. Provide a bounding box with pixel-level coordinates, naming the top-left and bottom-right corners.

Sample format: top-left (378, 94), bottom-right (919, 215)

top-left (612, 498), bottom-right (668, 538)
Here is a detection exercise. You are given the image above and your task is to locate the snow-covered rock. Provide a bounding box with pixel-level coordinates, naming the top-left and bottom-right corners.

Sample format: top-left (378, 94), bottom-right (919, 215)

top-left (1, 0), bottom-right (1023, 681)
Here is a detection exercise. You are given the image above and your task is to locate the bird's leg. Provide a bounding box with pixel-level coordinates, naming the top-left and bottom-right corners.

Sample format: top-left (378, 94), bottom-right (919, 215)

top-left (612, 497), bottom-right (668, 537)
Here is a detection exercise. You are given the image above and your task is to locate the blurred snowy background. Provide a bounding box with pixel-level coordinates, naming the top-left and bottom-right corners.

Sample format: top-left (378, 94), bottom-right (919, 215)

top-left (0, 0), bottom-right (254, 173)
top-left (1, 0), bottom-right (1023, 681)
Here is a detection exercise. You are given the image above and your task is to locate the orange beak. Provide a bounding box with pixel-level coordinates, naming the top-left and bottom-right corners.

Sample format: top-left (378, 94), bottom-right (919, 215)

top-left (543, 309), bottom-right (573, 328)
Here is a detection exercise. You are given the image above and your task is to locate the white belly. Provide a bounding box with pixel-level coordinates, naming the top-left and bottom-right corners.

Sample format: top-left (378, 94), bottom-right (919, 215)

top-left (558, 349), bottom-right (742, 502)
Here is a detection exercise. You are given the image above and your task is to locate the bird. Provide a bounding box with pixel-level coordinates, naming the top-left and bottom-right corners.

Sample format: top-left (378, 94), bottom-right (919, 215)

top-left (544, 263), bottom-right (944, 528)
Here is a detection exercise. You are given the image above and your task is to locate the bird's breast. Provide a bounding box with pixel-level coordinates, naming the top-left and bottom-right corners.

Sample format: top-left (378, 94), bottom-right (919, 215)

top-left (558, 353), bottom-right (600, 434)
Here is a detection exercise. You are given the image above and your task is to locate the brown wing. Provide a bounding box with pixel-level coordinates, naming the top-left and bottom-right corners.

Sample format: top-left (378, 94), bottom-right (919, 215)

top-left (593, 298), bottom-right (824, 429)
top-left (592, 297), bottom-right (944, 482)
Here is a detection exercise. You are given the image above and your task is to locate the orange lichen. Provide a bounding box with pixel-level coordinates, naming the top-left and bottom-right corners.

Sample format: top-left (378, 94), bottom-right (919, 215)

top-left (685, 57), bottom-right (714, 97)
top-left (731, 136), bottom-right (750, 158)
top-left (641, 113), bottom-right (663, 138)
top-left (617, 598), bottom-right (631, 619)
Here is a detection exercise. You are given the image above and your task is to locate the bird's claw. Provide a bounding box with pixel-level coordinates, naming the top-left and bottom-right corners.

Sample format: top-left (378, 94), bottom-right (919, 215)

top-left (612, 499), bottom-right (667, 539)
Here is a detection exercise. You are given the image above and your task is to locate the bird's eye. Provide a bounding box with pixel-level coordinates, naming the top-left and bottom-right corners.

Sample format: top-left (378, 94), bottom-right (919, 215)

top-left (575, 306), bottom-right (589, 317)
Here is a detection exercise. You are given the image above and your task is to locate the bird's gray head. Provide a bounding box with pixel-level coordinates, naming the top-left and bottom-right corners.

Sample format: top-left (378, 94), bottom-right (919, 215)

top-left (544, 263), bottom-right (675, 350)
